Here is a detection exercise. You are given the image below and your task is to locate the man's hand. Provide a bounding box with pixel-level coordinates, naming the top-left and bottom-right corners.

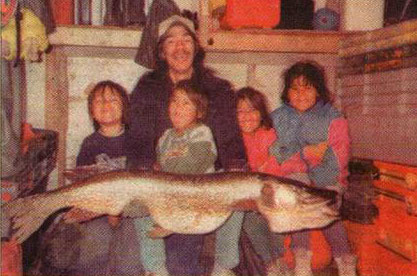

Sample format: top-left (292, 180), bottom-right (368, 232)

top-left (63, 208), bottom-right (100, 223)
top-left (107, 215), bottom-right (120, 228)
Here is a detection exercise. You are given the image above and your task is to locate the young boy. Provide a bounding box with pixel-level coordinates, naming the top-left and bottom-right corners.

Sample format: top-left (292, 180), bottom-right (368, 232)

top-left (73, 80), bottom-right (142, 275)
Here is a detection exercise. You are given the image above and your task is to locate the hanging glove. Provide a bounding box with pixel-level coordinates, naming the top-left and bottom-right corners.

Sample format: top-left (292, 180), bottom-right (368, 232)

top-left (1, 8), bottom-right (49, 61)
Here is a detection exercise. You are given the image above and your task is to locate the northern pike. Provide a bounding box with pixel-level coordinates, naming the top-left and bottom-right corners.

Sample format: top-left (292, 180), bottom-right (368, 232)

top-left (2, 170), bottom-right (339, 243)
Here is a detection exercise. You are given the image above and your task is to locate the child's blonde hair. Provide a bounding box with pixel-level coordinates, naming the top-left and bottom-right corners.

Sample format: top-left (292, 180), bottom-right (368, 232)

top-left (88, 80), bottom-right (130, 131)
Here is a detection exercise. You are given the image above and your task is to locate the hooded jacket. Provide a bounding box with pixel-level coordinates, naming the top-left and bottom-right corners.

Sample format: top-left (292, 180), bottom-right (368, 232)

top-left (270, 101), bottom-right (350, 187)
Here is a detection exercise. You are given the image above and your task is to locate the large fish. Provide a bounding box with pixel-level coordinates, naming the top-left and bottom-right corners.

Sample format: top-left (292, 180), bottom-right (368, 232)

top-left (2, 170), bottom-right (339, 243)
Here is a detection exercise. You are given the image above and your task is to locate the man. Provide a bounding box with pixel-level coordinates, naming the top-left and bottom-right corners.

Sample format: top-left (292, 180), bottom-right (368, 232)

top-left (127, 15), bottom-right (247, 276)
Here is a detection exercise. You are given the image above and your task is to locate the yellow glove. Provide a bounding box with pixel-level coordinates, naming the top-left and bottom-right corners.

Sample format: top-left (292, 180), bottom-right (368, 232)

top-left (1, 8), bottom-right (49, 61)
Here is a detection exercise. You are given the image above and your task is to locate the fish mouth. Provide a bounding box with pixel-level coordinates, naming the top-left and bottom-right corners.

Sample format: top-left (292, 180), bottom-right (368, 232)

top-left (256, 174), bottom-right (341, 233)
top-left (259, 198), bottom-right (340, 233)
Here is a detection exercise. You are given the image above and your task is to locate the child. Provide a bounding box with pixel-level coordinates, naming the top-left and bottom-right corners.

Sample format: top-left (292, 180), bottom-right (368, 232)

top-left (76, 80), bottom-right (130, 225)
top-left (77, 80), bottom-right (129, 169)
top-left (236, 87), bottom-right (290, 276)
top-left (150, 80), bottom-right (243, 276)
top-left (270, 61), bottom-right (356, 276)
top-left (134, 79), bottom-right (216, 276)
top-left (73, 80), bottom-right (142, 275)
top-left (156, 80), bottom-right (217, 174)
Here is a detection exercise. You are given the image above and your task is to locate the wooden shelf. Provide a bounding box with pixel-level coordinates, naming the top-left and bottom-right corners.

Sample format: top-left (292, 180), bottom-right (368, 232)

top-left (196, 0), bottom-right (346, 54)
top-left (48, 24), bottom-right (142, 48)
top-left (201, 29), bottom-right (343, 53)
top-left (340, 19), bottom-right (417, 56)
top-left (48, 24), bottom-right (345, 55)
top-left (48, 4), bottom-right (417, 55)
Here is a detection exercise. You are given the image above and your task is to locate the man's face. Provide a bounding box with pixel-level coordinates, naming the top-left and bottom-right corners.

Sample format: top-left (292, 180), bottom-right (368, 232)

top-left (160, 25), bottom-right (195, 79)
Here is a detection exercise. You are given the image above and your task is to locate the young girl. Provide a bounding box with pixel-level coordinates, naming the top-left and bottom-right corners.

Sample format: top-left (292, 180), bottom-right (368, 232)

top-left (236, 87), bottom-right (290, 276)
top-left (152, 80), bottom-right (243, 276)
top-left (270, 61), bottom-right (356, 276)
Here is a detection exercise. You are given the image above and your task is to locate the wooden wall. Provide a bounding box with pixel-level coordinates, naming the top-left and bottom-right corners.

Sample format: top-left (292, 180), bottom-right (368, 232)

top-left (338, 20), bottom-right (417, 166)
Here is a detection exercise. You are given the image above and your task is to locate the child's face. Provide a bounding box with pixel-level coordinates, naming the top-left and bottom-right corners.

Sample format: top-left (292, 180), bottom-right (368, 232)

top-left (237, 99), bottom-right (262, 134)
top-left (288, 75), bottom-right (319, 113)
top-left (169, 89), bottom-right (199, 134)
top-left (91, 87), bottom-right (123, 127)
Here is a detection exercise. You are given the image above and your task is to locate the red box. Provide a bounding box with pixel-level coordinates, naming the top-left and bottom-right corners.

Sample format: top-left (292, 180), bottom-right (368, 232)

top-left (343, 161), bottom-right (417, 275)
top-left (374, 195), bottom-right (417, 263)
top-left (50, 0), bottom-right (74, 24)
top-left (223, 0), bottom-right (281, 29)
top-left (1, 241), bottom-right (22, 276)
top-left (344, 221), bottom-right (380, 275)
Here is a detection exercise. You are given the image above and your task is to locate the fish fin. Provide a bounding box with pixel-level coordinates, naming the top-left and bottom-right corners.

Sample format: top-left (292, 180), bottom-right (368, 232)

top-left (231, 198), bottom-right (258, 211)
top-left (3, 194), bottom-right (66, 243)
top-left (121, 199), bottom-right (150, 218)
top-left (261, 182), bottom-right (277, 209)
top-left (63, 207), bottom-right (103, 223)
top-left (147, 224), bottom-right (174, 239)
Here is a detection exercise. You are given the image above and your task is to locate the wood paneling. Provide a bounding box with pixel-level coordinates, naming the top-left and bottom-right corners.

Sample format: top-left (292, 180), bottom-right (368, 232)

top-left (45, 49), bottom-right (69, 186)
top-left (339, 67), bottom-right (417, 166)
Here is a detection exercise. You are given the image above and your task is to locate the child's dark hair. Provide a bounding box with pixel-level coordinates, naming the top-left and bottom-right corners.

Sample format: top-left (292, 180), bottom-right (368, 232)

top-left (172, 80), bottom-right (208, 121)
top-left (88, 80), bottom-right (129, 131)
top-left (236, 87), bottom-right (273, 129)
top-left (281, 61), bottom-right (331, 104)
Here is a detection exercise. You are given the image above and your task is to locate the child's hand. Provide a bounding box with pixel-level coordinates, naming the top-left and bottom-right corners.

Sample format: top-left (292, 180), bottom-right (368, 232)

top-left (148, 224), bottom-right (173, 239)
top-left (303, 142), bottom-right (328, 164)
top-left (153, 162), bottom-right (161, 171)
top-left (107, 215), bottom-right (120, 228)
top-left (257, 161), bottom-right (268, 173)
top-left (63, 208), bottom-right (99, 223)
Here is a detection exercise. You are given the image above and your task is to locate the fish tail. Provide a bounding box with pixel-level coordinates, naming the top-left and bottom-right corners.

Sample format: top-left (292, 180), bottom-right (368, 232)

top-left (3, 194), bottom-right (66, 243)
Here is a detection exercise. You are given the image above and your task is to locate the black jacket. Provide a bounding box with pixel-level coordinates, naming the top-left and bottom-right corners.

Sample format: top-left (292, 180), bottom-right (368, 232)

top-left (127, 69), bottom-right (246, 171)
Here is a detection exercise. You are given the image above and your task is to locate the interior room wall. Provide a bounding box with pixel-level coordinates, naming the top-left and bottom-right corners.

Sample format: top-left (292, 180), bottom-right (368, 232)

top-left (23, 0), bottom-right (368, 187)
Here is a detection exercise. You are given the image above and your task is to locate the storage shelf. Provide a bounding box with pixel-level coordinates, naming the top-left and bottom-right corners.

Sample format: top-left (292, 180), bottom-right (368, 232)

top-left (48, 24), bottom-right (345, 54)
top-left (340, 19), bottom-right (417, 56)
top-left (48, 24), bottom-right (142, 49)
top-left (202, 29), bottom-right (343, 53)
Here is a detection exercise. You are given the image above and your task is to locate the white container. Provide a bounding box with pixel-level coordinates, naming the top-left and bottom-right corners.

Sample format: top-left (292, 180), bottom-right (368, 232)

top-left (91, 0), bottom-right (105, 25)
top-left (342, 0), bottom-right (385, 31)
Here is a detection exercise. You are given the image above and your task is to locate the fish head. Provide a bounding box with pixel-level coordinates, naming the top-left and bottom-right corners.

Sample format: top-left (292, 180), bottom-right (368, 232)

top-left (257, 177), bottom-right (340, 233)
